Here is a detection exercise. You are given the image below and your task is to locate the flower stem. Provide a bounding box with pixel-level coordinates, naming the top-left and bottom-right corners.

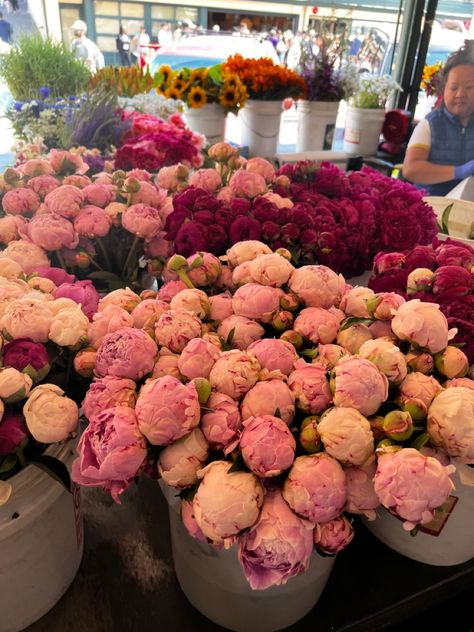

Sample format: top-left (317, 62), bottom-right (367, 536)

top-left (96, 237), bottom-right (112, 271)
top-left (121, 235), bottom-right (140, 282)
top-left (56, 250), bottom-right (68, 272)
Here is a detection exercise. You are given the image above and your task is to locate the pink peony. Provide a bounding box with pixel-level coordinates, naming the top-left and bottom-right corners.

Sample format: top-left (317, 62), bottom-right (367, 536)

top-left (88, 306), bottom-right (134, 349)
top-left (135, 375), bottom-right (200, 445)
top-left (0, 240), bottom-right (49, 274)
top-left (359, 338), bottom-right (407, 385)
top-left (288, 362), bottom-right (332, 414)
top-left (0, 215), bottom-right (26, 244)
top-left (427, 387), bottom-right (474, 463)
top-left (247, 338), bottom-right (298, 376)
top-left (71, 406), bottom-right (147, 503)
top-left (1, 297), bottom-right (53, 342)
top-left (444, 377), bottom-right (474, 390)
top-left (231, 260), bottom-right (253, 286)
top-left (316, 344), bottom-right (347, 370)
top-left (155, 163), bottom-right (189, 191)
top-left (18, 158), bottom-right (54, 177)
top-left (336, 324), bottom-right (373, 354)
top-left (169, 288), bottom-right (210, 319)
top-left (238, 488), bottom-right (313, 590)
top-left (73, 205), bottom-right (112, 238)
top-left (345, 455), bottom-right (380, 520)
top-left (0, 257), bottom-right (23, 279)
top-left (294, 307), bottom-right (341, 344)
top-left (332, 356), bottom-right (388, 416)
top-left (156, 279), bottom-right (188, 302)
top-left (248, 253), bottom-right (294, 287)
top-left (189, 168), bottom-right (222, 191)
top-left (53, 279), bottom-right (100, 320)
top-left (187, 252), bottom-right (222, 288)
top-left (339, 286), bottom-right (375, 317)
top-left (396, 372), bottom-right (443, 420)
top-left (44, 185), bottom-right (84, 218)
top-left (130, 181), bottom-right (167, 208)
top-left (391, 300), bottom-right (451, 354)
top-left (374, 448), bottom-right (455, 530)
top-left (131, 298), bottom-right (169, 329)
top-left (193, 460), bottom-right (264, 541)
top-left (283, 453), bottom-right (347, 523)
top-left (209, 350), bottom-right (260, 400)
top-left (181, 499), bottom-right (207, 543)
top-left (318, 406), bottom-right (374, 465)
top-left (23, 213), bottom-right (78, 251)
top-left (226, 240), bottom-right (272, 267)
top-left (367, 292), bottom-right (406, 320)
top-left (49, 149), bottom-right (89, 175)
top-left (27, 175), bottom-right (60, 199)
top-left (208, 293), bottom-right (234, 322)
top-left (158, 428), bottom-right (209, 488)
top-left (200, 391), bottom-right (241, 453)
top-left (228, 170), bottom-right (267, 198)
top-left (314, 515), bottom-right (354, 555)
top-left (245, 157), bottom-right (275, 181)
top-left (434, 346), bottom-right (469, 379)
top-left (95, 327), bottom-right (157, 380)
top-left (177, 337), bottom-right (221, 380)
top-left (217, 315), bottom-right (264, 350)
top-left (241, 379), bottom-right (295, 425)
top-left (155, 309), bottom-right (202, 353)
top-left (232, 283), bottom-right (282, 323)
top-left (240, 414), bottom-right (296, 477)
top-left (122, 203), bottom-right (162, 239)
top-left (288, 265), bottom-right (345, 309)
top-left (82, 183), bottom-right (115, 207)
top-left (2, 188), bottom-right (40, 215)
top-left (98, 287), bottom-right (141, 313)
top-left (82, 376), bottom-right (137, 422)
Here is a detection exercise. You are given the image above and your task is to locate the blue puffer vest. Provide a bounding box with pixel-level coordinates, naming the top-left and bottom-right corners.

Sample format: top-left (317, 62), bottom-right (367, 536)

top-left (420, 107), bottom-right (474, 195)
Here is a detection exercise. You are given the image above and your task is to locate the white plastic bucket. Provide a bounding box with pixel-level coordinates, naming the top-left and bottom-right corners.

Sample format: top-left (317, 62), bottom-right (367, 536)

top-left (184, 103), bottom-right (227, 146)
top-left (239, 100), bottom-right (283, 158)
top-left (363, 462), bottom-right (474, 566)
top-left (296, 100), bottom-right (340, 152)
top-left (0, 442), bottom-right (84, 632)
top-left (343, 106), bottom-right (386, 156)
top-left (161, 482), bottom-right (335, 632)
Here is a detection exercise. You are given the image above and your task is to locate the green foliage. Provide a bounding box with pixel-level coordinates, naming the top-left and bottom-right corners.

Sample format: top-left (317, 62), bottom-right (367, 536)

top-left (0, 35), bottom-right (91, 100)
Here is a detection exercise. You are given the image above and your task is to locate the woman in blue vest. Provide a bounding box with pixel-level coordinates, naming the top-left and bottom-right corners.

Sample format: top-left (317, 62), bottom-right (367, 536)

top-left (403, 39), bottom-right (474, 195)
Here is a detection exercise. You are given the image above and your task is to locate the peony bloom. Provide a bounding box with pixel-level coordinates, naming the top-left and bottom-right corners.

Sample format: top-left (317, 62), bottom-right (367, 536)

top-left (2, 338), bottom-right (49, 382)
top-left (151, 348), bottom-right (182, 380)
top-left (74, 347), bottom-right (97, 378)
top-left (294, 307), bottom-right (341, 345)
top-left (427, 387), bottom-right (474, 463)
top-left (187, 252), bottom-right (222, 287)
top-left (432, 265), bottom-right (473, 297)
top-left (336, 324), bottom-right (373, 354)
top-left (241, 379), bottom-right (295, 425)
top-left (359, 338), bottom-right (407, 385)
top-left (24, 213), bottom-right (78, 251)
top-left (217, 315), bottom-right (264, 350)
top-left (24, 384), bottom-right (78, 443)
top-left (0, 367), bottom-right (32, 402)
top-left (0, 215), bottom-right (26, 244)
top-left (318, 407), bottom-right (374, 466)
top-left (177, 337), bottom-right (221, 380)
top-left (406, 268), bottom-right (435, 295)
top-left (82, 375), bottom-right (137, 422)
top-left (193, 460), bottom-right (264, 541)
top-left (189, 168), bottom-right (222, 191)
top-left (232, 283), bottom-right (282, 324)
top-left (209, 350), bottom-right (260, 400)
top-left (49, 306), bottom-right (89, 347)
top-left (288, 265), bottom-right (345, 309)
top-left (44, 184), bottom-right (84, 218)
top-left (2, 188), bottom-right (40, 215)
top-left (248, 253), bottom-right (294, 287)
top-left (405, 350), bottom-right (434, 374)
top-left (0, 239), bottom-right (50, 274)
top-left (238, 488), bottom-right (314, 590)
top-left (131, 298), bottom-right (169, 329)
top-left (98, 287), bottom-right (141, 313)
top-left (391, 300), bottom-right (451, 354)
top-left (181, 499), bottom-right (208, 543)
top-left (208, 293), bottom-right (234, 322)
top-left (1, 297), bottom-right (53, 343)
top-left (34, 265), bottom-right (75, 286)
top-left (339, 286), bottom-right (375, 317)
top-left (444, 377), bottom-right (474, 390)
top-left (373, 251), bottom-right (406, 274)
top-left (158, 428), bottom-right (209, 488)
top-left (135, 375), bottom-right (200, 445)
top-left (0, 413), bottom-right (27, 456)
top-left (283, 453), bottom-right (347, 523)
top-left (331, 356), bottom-right (388, 416)
top-left (95, 327), bottom-right (157, 380)
top-left (247, 338), bottom-right (298, 376)
top-left (82, 183), bottom-right (115, 207)
top-left (155, 309), bottom-right (202, 353)
top-left (316, 344), bottom-right (347, 370)
top-left (396, 372), bottom-right (443, 420)
top-left (366, 292), bottom-right (406, 321)
top-left (74, 205), bottom-right (112, 238)
top-left (240, 415), bottom-right (296, 477)
top-left (49, 149), bottom-right (88, 175)
top-left (71, 406), bottom-right (147, 503)
top-left (345, 455), bottom-right (380, 520)
top-left (122, 203), bottom-right (162, 239)
top-left (88, 305), bottom-right (134, 349)
top-left (226, 240), bottom-right (272, 267)
top-left (232, 260), bottom-right (253, 286)
top-left (54, 279), bottom-right (100, 321)
top-left (434, 346), bottom-right (469, 379)
top-left (373, 448), bottom-right (455, 530)
top-left (169, 288), bottom-right (210, 319)
top-left (27, 174), bottom-right (60, 199)
top-left (314, 515), bottom-right (354, 555)
top-left (228, 170), bottom-right (267, 198)
top-left (0, 257), bottom-right (21, 281)
top-left (200, 391), bottom-right (241, 453)
top-left (245, 156), bottom-right (275, 181)
top-left (288, 362), bottom-right (332, 415)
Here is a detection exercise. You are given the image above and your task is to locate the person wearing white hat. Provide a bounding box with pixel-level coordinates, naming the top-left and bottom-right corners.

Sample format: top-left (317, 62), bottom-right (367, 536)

top-left (70, 19), bottom-right (105, 73)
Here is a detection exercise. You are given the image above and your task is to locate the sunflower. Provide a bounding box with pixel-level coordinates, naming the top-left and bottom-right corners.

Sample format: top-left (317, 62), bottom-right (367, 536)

top-left (165, 86), bottom-right (182, 100)
top-left (219, 84), bottom-right (238, 108)
top-left (190, 68), bottom-right (208, 84)
top-left (158, 64), bottom-right (173, 86)
top-left (188, 86), bottom-right (207, 108)
top-left (222, 74), bottom-right (238, 89)
top-left (173, 78), bottom-right (189, 93)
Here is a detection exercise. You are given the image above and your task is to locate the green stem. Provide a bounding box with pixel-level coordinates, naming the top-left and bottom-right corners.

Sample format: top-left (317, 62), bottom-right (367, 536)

top-left (56, 250), bottom-right (68, 272)
top-left (90, 258), bottom-right (105, 272)
top-left (177, 269), bottom-right (195, 289)
top-left (96, 237), bottom-right (112, 271)
top-left (121, 235), bottom-right (140, 281)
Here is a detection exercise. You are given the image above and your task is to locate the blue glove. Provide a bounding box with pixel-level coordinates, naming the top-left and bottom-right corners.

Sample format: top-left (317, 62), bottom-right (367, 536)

top-left (454, 159), bottom-right (474, 180)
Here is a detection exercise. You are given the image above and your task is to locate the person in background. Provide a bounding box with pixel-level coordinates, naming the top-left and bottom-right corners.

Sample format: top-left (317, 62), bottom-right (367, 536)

top-left (158, 23), bottom-right (172, 45)
top-left (116, 24), bottom-right (131, 67)
top-left (70, 20), bottom-right (105, 74)
top-left (403, 40), bottom-right (474, 195)
top-left (131, 25), bottom-right (150, 67)
top-left (0, 12), bottom-right (11, 43)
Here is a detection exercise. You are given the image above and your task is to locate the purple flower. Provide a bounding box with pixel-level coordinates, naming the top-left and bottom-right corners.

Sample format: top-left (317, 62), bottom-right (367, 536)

top-left (0, 413), bottom-right (28, 455)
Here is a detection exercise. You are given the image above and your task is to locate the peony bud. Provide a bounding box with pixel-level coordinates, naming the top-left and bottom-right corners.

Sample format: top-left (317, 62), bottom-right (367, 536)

top-left (272, 310), bottom-right (293, 331)
top-left (140, 289), bottom-right (157, 301)
top-left (382, 410), bottom-right (414, 441)
top-left (280, 292), bottom-right (300, 311)
top-left (299, 416), bottom-right (322, 453)
top-left (193, 377), bottom-right (211, 404)
top-left (406, 350), bottom-right (434, 374)
top-left (123, 176), bottom-right (141, 193)
top-left (434, 346), bottom-right (469, 379)
top-left (147, 259), bottom-right (163, 277)
top-left (73, 347), bottom-right (97, 378)
top-left (406, 268), bottom-right (435, 296)
top-left (75, 251), bottom-right (91, 269)
top-left (280, 330), bottom-right (303, 349)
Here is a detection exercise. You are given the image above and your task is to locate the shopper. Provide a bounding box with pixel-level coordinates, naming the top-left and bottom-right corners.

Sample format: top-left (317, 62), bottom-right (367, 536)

top-left (0, 12), bottom-right (11, 43)
top-left (116, 24), bottom-right (131, 66)
top-left (70, 20), bottom-right (105, 74)
top-left (131, 25), bottom-right (150, 68)
top-left (403, 39), bottom-right (474, 195)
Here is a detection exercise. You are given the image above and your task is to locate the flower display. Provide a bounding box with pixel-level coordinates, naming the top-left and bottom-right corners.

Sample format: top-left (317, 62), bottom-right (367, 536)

top-left (421, 62), bottom-right (444, 98)
top-left (350, 74), bottom-right (401, 109)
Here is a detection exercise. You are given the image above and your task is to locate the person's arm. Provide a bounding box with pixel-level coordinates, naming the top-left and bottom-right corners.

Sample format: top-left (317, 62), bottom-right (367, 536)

top-left (403, 146), bottom-right (457, 184)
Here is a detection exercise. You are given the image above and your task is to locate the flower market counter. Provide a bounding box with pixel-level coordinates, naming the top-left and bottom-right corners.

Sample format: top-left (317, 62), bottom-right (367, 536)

top-left (24, 477), bottom-right (474, 632)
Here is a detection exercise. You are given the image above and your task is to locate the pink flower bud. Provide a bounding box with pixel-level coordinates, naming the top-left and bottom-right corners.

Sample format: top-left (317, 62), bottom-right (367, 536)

top-left (240, 415), bottom-right (296, 477)
top-left (314, 515), bottom-right (354, 555)
top-left (434, 346), bottom-right (469, 379)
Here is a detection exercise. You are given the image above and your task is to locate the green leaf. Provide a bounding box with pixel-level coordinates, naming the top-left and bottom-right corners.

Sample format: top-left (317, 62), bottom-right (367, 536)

top-left (226, 327), bottom-right (236, 346)
top-left (274, 408), bottom-right (282, 419)
top-left (440, 203), bottom-right (453, 235)
top-left (411, 432), bottom-right (429, 451)
top-left (339, 316), bottom-right (374, 332)
top-left (0, 454), bottom-right (17, 474)
top-left (228, 455), bottom-right (248, 474)
top-left (189, 253), bottom-right (203, 270)
top-left (29, 455), bottom-right (72, 493)
top-left (208, 64), bottom-right (223, 86)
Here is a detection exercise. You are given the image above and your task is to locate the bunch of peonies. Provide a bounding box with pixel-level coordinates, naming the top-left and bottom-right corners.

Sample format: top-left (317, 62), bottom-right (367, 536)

top-left (0, 260), bottom-right (95, 506)
top-left (162, 149), bottom-right (438, 278)
top-left (368, 239), bottom-right (474, 362)
top-left (71, 242), bottom-right (473, 589)
top-left (0, 149), bottom-right (179, 290)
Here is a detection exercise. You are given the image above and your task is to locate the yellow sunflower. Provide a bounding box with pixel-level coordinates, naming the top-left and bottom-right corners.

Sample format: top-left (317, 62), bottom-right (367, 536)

top-left (222, 74), bottom-right (238, 88)
top-left (219, 84), bottom-right (238, 108)
top-left (190, 68), bottom-right (208, 84)
top-left (165, 87), bottom-right (182, 100)
top-left (173, 78), bottom-right (189, 93)
top-left (188, 86), bottom-right (207, 108)
top-left (158, 64), bottom-right (173, 85)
